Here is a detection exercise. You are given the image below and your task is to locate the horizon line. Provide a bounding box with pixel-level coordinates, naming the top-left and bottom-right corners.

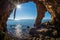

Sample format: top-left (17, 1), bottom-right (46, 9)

top-left (8, 18), bottom-right (51, 20)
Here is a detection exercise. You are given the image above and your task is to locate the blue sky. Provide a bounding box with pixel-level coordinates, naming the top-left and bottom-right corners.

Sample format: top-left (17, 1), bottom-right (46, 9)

top-left (9, 2), bottom-right (51, 20)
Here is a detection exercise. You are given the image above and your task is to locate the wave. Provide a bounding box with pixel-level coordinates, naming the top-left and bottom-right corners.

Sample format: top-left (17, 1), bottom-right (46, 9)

top-left (7, 24), bottom-right (30, 39)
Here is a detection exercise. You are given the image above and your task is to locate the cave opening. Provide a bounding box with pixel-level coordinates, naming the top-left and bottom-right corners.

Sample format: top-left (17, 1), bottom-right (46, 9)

top-left (6, 2), bottom-right (37, 38)
top-left (42, 11), bottom-right (52, 23)
top-left (0, 0), bottom-right (60, 40)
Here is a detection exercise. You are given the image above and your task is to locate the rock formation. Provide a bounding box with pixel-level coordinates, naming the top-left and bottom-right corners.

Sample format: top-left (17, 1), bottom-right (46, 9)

top-left (0, 0), bottom-right (60, 40)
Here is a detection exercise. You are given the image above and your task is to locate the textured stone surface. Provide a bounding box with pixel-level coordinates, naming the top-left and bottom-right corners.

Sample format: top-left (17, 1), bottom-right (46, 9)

top-left (0, 0), bottom-right (60, 40)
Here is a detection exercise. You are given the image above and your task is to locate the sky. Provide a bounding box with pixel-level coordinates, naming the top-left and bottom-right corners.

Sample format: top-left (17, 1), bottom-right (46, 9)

top-left (9, 2), bottom-right (51, 20)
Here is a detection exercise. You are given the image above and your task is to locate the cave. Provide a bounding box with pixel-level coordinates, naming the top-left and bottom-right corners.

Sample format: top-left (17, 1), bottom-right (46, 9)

top-left (0, 0), bottom-right (60, 40)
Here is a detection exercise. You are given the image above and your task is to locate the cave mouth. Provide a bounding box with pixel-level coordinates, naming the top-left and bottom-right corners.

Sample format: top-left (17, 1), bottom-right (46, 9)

top-left (42, 11), bottom-right (52, 23)
top-left (6, 2), bottom-right (52, 38)
top-left (0, 0), bottom-right (60, 40)
top-left (6, 2), bottom-right (37, 39)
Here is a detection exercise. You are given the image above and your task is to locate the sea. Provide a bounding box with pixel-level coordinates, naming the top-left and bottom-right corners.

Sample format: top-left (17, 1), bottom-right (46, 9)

top-left (7, 19), bottom-right (51, 39)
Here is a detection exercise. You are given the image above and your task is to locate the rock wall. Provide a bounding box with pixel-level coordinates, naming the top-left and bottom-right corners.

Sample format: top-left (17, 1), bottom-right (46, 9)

top-left (0, 0), bottom-right (14, 40)
top-left (0, 0), bottom-right (60, 40)
top-left (34, 1), bottom-right (46, 27)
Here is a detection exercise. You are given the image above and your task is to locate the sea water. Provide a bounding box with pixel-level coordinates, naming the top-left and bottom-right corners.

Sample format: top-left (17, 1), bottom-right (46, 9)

top-left (7, 19), bottom-right (51, 39)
